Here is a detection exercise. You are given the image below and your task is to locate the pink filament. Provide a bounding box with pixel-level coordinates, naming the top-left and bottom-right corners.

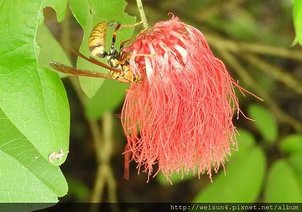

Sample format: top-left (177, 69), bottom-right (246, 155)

top-left (121, 16), bottom-right (240, 180)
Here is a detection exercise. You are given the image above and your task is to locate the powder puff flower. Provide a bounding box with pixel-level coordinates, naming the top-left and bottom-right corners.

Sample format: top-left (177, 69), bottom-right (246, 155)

top-left (121, 16), bottom-right (244, 181)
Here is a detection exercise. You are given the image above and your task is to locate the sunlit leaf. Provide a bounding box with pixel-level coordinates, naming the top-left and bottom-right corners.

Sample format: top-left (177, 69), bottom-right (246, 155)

top-left (264, 160), bottom-right (302, 202)
top-left (69, 0), bottom-right (136, 98)
top-left (0, 109), bottom-right (67, 202)
top-left (0, 0), bottom-right (68, 202)
top-left (0, 0), bottom-right (69, 163)
top-left (280, 134), bottom-right (302, 155)
top-left (248, 104), bottom-right (277, 143)
top-left (293, 0), bottom-right (302, 45)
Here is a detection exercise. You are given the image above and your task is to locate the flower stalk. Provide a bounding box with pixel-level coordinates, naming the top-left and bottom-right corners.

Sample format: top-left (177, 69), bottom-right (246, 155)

top-left (136, 0), bottom-right (148, 29)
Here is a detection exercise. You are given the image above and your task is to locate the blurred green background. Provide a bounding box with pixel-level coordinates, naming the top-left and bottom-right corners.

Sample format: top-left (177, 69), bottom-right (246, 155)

top-left (43, 0), bottom-right (302, 203)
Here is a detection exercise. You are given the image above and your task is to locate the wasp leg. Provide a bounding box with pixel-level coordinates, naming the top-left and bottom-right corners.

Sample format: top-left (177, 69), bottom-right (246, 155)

top-left (106, 23), bottom-right (121, 63)
top-left (119, 39), bottom-right (133, 51)
top-left (113, 23), bottom-right (121, 44)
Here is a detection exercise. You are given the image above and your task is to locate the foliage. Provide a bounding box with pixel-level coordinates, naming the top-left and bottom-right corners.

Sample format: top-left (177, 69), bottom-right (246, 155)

top-left (0, 0), bottom-right (69, 203)
top-left (264, 160), bottom-right (302, 202)
top-left (248, 104), bottom-right (277, 143)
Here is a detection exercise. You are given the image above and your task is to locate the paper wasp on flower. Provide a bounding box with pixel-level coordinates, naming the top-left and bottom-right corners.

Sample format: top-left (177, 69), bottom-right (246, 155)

top-left (49, 21), bottom-right (142, 83)
top-left (50, 15), bottom-right (263, 180)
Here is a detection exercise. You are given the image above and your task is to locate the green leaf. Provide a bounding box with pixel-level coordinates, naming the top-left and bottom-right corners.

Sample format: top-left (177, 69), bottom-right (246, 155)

top-left (0, 1), bottom-right (69, 203)
top-left (264, 160), bottom-right (302, 202)
top-left (293, 0), bottom-right (302, 45)
top-left (236, 129), bottom-right (255, 149)
top-left (248, 104), bottom-right (278, 143)
top-left (0, 108), bottom-right (67, 202)
top-left (288, 154), bottom-right (302, 192)
top-left (69, 0), bottom-right (136, 98)
top-left (37, 24), bottom-right (71, 72)
top-left (0, 151), bottom-right (57, 202)
top-left (0, 0), bottom-right (70, 165)
top-left (280, 134), bottom-right (302, 155)
top-left (193, 145), bottom-right (266, 203)
top-left (85, 80), bottom-right (128, 119)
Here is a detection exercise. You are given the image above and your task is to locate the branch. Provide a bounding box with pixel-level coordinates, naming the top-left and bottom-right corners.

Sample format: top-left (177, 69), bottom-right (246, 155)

top-left (242, 54), bottom-right (302, 95)
top-left (206, 34), bottom-right (302, 62)
top-left (215, 48), bottom-right (302, 131)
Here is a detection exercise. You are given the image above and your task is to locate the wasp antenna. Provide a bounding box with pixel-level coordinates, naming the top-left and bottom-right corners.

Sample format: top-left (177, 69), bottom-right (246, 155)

top-left (121, 21), bottom-right (144, 28)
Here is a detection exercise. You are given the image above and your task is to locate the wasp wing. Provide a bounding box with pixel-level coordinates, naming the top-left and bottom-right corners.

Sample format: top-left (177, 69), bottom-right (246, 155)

top-left (49, 61), bottom-right (113, 79)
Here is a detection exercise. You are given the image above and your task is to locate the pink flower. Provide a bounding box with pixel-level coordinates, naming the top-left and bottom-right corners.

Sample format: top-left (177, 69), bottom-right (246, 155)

top-left (121, 16), bottom-right (242, 181)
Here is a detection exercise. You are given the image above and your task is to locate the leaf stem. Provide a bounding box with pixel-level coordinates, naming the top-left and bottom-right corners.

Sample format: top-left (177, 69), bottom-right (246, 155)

top-left (136, 0), bottom-right (149, 29)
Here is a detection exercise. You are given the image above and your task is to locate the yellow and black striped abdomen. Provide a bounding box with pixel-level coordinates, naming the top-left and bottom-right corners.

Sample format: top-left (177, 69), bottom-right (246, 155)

top-left (88, 22), bottom-right (108, 57)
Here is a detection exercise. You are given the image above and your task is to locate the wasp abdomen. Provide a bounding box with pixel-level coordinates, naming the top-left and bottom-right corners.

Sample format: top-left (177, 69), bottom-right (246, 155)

top-left (88, 22), bottom-right (108, 57)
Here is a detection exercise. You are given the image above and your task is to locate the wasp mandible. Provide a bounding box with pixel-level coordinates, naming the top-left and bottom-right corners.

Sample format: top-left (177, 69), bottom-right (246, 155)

top-left (50, 21), bottom-right (142, 83)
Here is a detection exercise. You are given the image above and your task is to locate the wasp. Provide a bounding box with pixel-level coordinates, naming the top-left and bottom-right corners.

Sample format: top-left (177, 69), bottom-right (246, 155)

top-left (50, 21), bottom-right (142, 83)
